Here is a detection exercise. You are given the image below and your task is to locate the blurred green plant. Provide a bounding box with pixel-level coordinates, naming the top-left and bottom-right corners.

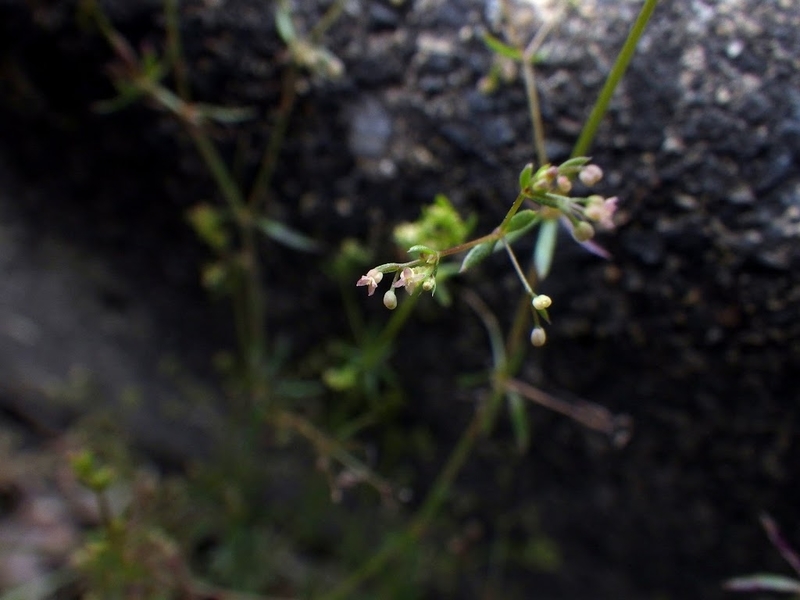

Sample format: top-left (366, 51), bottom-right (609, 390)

top-left (70, 449), bottom-right (187, 599)
top-left (56, 0), bottom-right (659, 597)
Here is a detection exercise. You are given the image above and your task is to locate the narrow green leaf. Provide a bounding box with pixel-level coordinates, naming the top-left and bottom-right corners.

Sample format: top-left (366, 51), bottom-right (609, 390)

top-left (507, 391), bottom-right (530, 453)
top-left (723, 573), bottom-right (800, 593)
top-left (275, 378), bottom-right (325, 400)
top-left (322, 366), bottom-right (358, 391)
top-left (197, 104), bottom-right (256, 124)
top-left (257, 219), bottom-right (321, 253)
top-left (482, 32), bottom-right (523, 61)
top-left (459, 240), bottom-right (494, 272)
top-left (506, 209), bottom-right (539, 234)
top-left (275, 3), bottom-right (296, 44)
top-left (481, 388), bottom-right (505, 436)
top-left (533, 163), bottom-right (552, 179)
top-left (559, 156), bottom-right (591, 170)
top-left (187, 203), bottom-right (228, 251)
top-left (502, 215), bottom-right (540, 247)
top-left (141, 50), bottom-right (167, 82)
top-left (408, 244), bottom-right (436, 257)
top-left (92, 87), bottom-right (146, 114)
top-left (519, 162), bottom-right (534, 191)
top-left (534, 219), bottom-right (558, 280)
top-left (432, 280), bottom-right (452, 307)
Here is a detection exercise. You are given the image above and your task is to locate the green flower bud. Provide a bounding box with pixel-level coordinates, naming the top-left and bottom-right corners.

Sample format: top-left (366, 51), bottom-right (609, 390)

top-left (572, 221), bottom-right (595, 242)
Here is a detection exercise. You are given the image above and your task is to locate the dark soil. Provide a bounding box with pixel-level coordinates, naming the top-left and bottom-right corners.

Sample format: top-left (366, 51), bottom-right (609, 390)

top-left (1, 0), bottom-right (800, 598)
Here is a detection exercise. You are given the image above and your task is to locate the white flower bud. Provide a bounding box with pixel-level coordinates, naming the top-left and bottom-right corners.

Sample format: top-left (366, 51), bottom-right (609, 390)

top-left (530, 327), bottom-right (547, 347)
top-left (532, 294), bottom-right (552, 310)
top-left (422, 277), bottom-right (436, 292)
top-left (579, 164), bottom-right (603, 186)
top-left (383, 290), bottom-right (398, 310)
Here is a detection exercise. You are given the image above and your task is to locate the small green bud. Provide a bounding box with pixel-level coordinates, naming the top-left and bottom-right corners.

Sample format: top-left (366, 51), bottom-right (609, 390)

top-left (71, 450), bottom-right (96, 482)
top-left (572, 221), bottom-right (595, 242)
top-left (519, 162), bottom-right (534, 191)
top-left (383, 289), bottom-right (398, 310)
top-left (530, 327), bottom-right (547, 347)
top-left (88, 466), bottom-right (115, 492)
top-left (532, 294), bottom-right (552, 310)
top-left (422, 277), bottom-right (436, 292)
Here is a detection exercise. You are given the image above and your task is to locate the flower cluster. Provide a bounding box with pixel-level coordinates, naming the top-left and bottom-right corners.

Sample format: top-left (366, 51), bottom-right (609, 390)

top-left (583, 194), bottom-right (619, 230)
top-left (356, 262), bottom-right (437, 311)
top-left (521, 160), bottom-right (619, 243)
top-left (356, 158), bottom-right (620, 348)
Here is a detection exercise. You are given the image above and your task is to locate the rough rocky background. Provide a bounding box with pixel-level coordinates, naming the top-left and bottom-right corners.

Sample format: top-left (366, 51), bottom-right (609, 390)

top-left (1, 0), bottom-right (799, 598)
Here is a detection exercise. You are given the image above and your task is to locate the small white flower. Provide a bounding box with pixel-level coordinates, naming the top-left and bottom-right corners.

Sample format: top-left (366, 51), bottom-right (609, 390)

top-left (393, 267), bottom-right (426, 294)
top-left (356, 268), bottom-right (383, 296)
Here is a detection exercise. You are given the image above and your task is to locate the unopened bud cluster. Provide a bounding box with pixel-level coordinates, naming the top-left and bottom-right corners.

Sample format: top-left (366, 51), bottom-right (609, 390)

top-left (522, 160), bottom-right (619, 243)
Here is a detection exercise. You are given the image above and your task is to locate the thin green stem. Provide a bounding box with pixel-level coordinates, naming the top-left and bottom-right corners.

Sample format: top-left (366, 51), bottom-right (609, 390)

top-left (462, 290), bottom-right (510, 434)
top-left (187, 125), bottom-right (267, 400)
top-left (164, 0), bottom-right (191, 101)
top-left (497, 193), bottom-right (528, 233)
top-left (187, 126), bottom-right (248, 216)
top-left (274, 409), bottom-right (393, 500)
top-left (462, 289), bottom-right (506, 371)
top-left (310, 0), bottom-right (348, 42)
top-left (502, 238), bottom-right (534, 297)
top-left (319, 411), bottom-right (482, 600)
top-left (377, 290), bottom-right (419, 348)
top-left (505, 263), bottom-right (538, 365)
top-left (242, 228), bottom-right (267, 401)
top-left (247, 66), bottom-right (298, 212)
top-left (572, 0), bottom-right (660, 158)
top-left (520, 56), bottom-right (547, 166)
top-left (438, 230), bottom-right (502, 258)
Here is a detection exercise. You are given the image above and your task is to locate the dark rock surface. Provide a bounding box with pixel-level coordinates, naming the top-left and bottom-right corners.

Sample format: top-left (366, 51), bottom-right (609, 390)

top-left (1, 0), bottom-right (799, 598)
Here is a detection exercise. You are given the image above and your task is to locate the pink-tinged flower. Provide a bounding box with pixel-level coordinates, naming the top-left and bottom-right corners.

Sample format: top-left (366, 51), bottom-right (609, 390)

top-left (393, 267), bottom-right (425, 294)
top-left (356, 268), bottom-right (383, 296)
top-left (584, 196), bottom-right (619, 230)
